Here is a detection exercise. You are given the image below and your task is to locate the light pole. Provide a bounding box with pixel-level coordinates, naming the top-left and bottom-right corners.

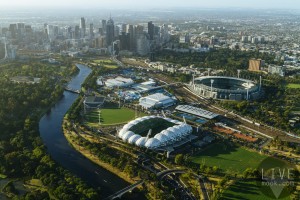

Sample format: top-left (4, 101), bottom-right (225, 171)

top-left (210, 79), bottom-right (214, 98)
top-left (98, 108), bottom-right (101, 125)
top-left (208, 68), bottom-right (211, 76)
top-left (237, 69), bottom-right (241, 78)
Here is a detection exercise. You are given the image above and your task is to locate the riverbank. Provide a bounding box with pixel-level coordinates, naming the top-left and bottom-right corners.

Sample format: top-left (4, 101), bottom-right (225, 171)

top-left (63, 120), bottom-right (137, 185)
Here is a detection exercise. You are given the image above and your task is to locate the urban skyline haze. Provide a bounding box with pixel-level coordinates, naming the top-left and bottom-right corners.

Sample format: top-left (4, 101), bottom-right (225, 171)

top-left (1, 0), bottom-right (300, 10)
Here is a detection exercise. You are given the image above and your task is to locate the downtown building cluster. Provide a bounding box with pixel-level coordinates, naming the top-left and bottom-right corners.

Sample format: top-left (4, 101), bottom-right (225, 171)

top-left (0, 16), bottom-right (171, 58)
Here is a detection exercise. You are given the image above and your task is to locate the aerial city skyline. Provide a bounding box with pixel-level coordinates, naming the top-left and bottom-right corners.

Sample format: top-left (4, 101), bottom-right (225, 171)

top-left (0, 1), bottom-right (299, 200)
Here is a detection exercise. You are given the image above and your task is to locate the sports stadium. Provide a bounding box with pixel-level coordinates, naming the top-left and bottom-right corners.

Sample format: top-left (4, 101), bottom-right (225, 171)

top-left (188, 76), bottom-right (261, 100)
top-left (118, 116), bottom-right (193, 149)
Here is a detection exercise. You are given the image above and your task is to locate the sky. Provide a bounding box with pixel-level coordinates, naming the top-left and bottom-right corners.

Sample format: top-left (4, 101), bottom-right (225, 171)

top-left (0, 0), bottom-right (299, 9)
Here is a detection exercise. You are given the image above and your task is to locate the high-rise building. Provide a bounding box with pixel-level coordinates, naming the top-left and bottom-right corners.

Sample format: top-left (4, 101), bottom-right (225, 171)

top-left (248, 59), bottom-right (264, 72)
top-left (9, 24), bottom-right (17, 39)
top-left (106, 17), bottom-right (115, 47)
top-left (126, 24), bottom-right (135, 51)
top-left (80, 17), bottom-right (86, 38)
top-left (46, 24), bottom-right (55, 41)
top-left (135, 25), bottom-right (144, 35)
top-left (89, 23), bottom-right (94, 38)
top-left (241, 36), bottom-right (248, 43)
top-left (137, 33), bottom-right (149, 55)
top-left (101, 20), bottom-right (107, 33)
top-left (114, 26), bottom-right (120, 37)
top-left (119, 32), bottom-right (130, 51)
top-left (148, 21), bottom-right (154, 40)
top-left (74, 25), bottom-right (80, 39)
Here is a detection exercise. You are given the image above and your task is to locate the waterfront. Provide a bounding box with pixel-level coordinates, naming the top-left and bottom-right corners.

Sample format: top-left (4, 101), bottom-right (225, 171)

top-left (39, 64), bottom-right (130, 197)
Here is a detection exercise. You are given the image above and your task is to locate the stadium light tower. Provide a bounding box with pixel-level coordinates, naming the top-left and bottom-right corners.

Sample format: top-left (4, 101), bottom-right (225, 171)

top-left (210, 79), bottom-right (214, 98)
top-left (237, 69), bottom-right (241, 78)
top-left (259, 76), bottom-right (262, 91)
top-left (192, 73), bottom-right (195, 89)
top-left (98, 108), bottom-right (101, 125)
top-left (207, 68), bottom-right (211, 76)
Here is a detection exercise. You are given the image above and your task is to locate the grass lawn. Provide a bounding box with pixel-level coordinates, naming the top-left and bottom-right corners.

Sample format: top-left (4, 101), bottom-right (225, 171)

top-left (191, 142), bottom-right (268, 174)
top-left (92, 59), bottom-right (118, 69)
top-left (93, 59), bottom-right (114, 64)
top-left (85, 107), bottom-right (145, 126)
top-left (104, 64), bottom-right (118, 69)
top-left (221, 180), bottom-right (291, 200)
top-left (286, 83), bottom-right (300, 89)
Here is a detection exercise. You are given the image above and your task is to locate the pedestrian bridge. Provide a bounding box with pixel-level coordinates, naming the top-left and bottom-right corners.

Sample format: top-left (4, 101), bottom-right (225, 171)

top-left (104, 180), bottom-right (144, 200)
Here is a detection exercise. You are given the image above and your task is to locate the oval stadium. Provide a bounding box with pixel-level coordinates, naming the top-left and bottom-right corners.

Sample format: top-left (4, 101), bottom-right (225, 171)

top-left (118, 116), bottom-right (193, 149)
top-left (189, 76), bottom-right (261, 101)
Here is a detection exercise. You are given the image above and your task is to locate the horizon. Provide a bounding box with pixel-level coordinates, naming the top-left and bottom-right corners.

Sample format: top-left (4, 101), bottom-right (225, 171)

top-left (1, 0), bottom-right (300, 10)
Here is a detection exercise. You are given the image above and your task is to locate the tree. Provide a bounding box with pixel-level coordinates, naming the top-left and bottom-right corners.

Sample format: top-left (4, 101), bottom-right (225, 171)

top-left (175, 154), bottom-right (184, 165)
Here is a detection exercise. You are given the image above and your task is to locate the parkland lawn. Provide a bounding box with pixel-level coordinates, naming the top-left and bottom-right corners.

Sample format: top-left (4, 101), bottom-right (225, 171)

top-left (221, 180), bottom-right (291, 200)
top-left (286, 83), bottom-right (300, 89)
top-left (85, 107), bottom-right (145, 126)
top-left (191, 142), bottom-right (267, 174)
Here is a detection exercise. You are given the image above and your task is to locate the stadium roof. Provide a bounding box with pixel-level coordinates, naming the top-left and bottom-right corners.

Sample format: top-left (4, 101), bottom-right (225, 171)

top-left (175, 105), bottom-right (219, 119)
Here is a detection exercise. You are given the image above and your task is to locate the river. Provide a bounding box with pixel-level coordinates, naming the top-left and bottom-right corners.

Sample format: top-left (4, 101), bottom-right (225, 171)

top-left (39, 64), bottom-right (130, 198)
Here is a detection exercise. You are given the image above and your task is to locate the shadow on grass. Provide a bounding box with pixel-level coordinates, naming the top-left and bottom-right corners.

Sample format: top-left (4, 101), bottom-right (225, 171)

top-left (221, 180), bottom-right (260, 200)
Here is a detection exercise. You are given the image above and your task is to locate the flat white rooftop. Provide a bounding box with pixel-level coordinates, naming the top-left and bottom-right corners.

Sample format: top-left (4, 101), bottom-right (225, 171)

top-left (175, 105), bottom-right (219, 119)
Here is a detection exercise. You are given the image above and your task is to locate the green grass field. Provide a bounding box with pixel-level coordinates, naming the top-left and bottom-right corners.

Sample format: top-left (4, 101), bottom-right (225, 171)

top-left (93, 59), bottom-right (114, 64)
top-left (104, 64), bottom-right (118, 69)
top-left (191, 143), bottom-right (267, 174)
top-left (85, 107), bottom-right (145, 126)
top-left (221, 180), bottom-right (291, 200)
top-left (286, 83), bottom-right (300, 89)
top-left (129, 118), bottom-right (175, 137)
top-left (92, 59), bottom-right (118, 69)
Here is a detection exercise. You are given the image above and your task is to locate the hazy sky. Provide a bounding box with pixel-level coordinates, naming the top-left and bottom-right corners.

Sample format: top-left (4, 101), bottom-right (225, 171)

top-left (0, 0), bottom-right (299, 9)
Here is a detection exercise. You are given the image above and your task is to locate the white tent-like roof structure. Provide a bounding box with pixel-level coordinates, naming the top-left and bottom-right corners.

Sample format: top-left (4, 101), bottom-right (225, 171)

top-left (118, 116), bottom-right (193, 149)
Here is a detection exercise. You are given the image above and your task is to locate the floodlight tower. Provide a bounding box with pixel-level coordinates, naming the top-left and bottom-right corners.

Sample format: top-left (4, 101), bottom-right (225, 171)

top-left (135, 104), bottom-right (138, 119)
top-left (210, 79), bottom-right (214, 98)
top-left (192, 73), bottom-right (195, 89)
top-left (259, 76), bottom-right (262, 91)
top-left (237, 69), bottom-right (241, 79)
top-left (246, 81), bottom-right (250, 100)
top-left (98, 108), bottom-right (101, 125)
top-left (207, 68), bottom-right (211, 76)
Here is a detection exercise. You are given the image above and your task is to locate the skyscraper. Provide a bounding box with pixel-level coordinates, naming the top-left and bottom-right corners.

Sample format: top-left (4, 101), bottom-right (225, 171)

top-left (126, 24), bottom-right (135, 51)
top-left (74, 25), bottom-right (80, 39)
top-left (101, 20), bottom-right (107, 33)
top-left (148, 21), bottom-right (154, 40)
top-left (106, 17), bottom-right (115, 47)
top-left (80, 17), bottom-right (86, 38)
top-left (89, 23), bottom-right (94, 38)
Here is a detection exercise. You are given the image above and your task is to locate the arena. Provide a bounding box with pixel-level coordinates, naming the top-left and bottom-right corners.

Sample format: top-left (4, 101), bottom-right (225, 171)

top-left (118, 116), bottom-right (193, 149)
top-left (188, 76), bottom-right (261, 100)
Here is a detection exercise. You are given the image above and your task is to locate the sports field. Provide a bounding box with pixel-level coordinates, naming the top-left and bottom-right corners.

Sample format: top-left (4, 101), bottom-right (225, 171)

top-left (92, 59), bottom-right (118, 69)
top-left (286, 83), bottom-right (300, 89)
top-left (191, 142), bottom-right (267, 174)
top-left (221, 180), bottom-right (291, 200)
top-left (85, 107), bottom-right (144, 126)
top-left (129, 118), bottom-right (175, 137)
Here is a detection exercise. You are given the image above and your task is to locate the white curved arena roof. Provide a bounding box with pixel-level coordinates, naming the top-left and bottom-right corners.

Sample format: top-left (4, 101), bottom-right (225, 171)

top-left (118, 116), bottom-right (193, 149)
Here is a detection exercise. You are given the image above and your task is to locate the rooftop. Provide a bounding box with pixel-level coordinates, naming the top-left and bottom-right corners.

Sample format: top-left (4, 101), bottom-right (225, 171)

top-left (175, 105), bottom-right (219, 119)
